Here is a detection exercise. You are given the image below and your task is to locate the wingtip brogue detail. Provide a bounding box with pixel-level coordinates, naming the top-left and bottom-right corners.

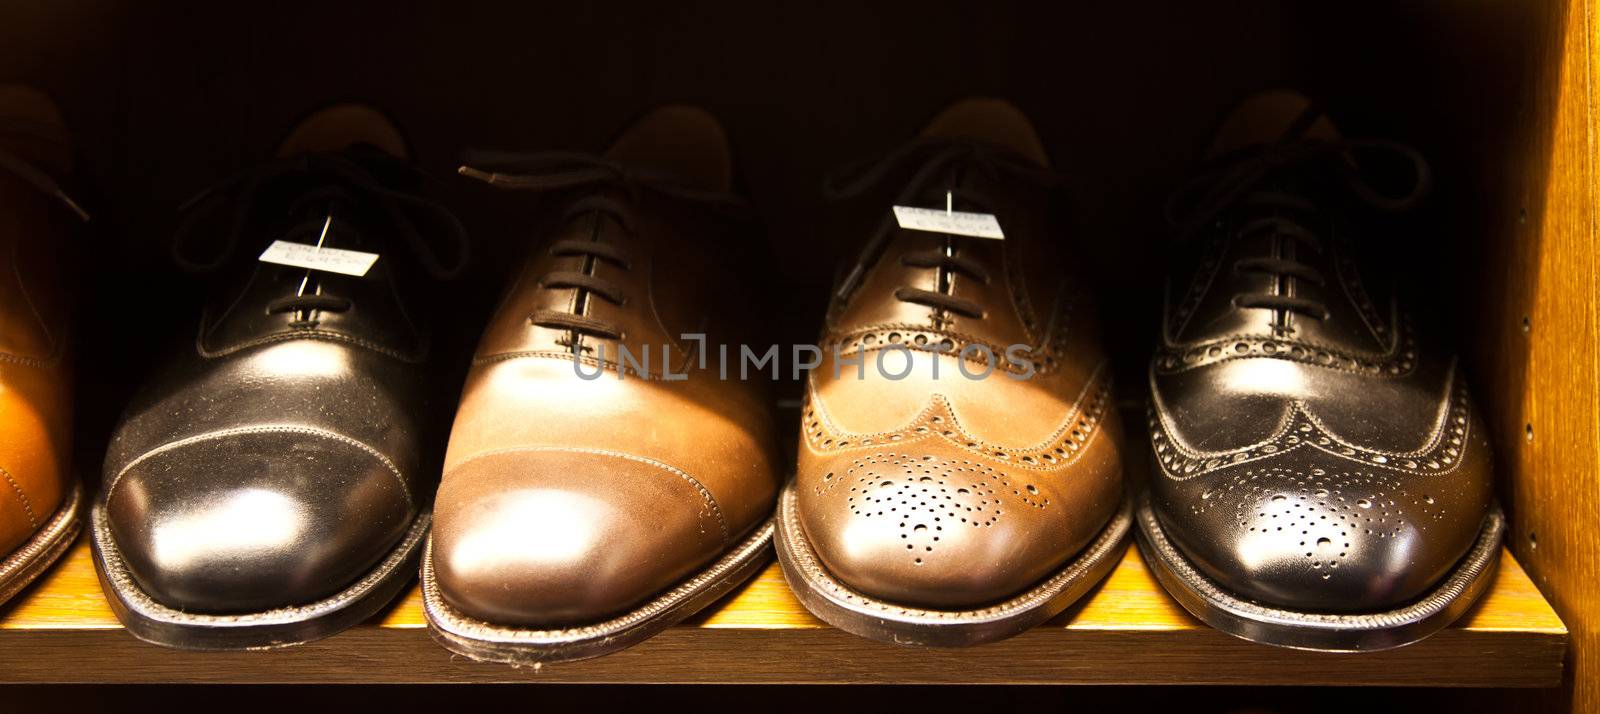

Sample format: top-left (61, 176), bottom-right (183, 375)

top-left (1138, 91), bottom-right (1501, 651)
top-left (796, 366), bottom-right (1119, 610)
top-left (793, 408), bottom-right (1124, 611)
top-left (1155, 314), bottom-right (1418, 377)
top-left (802, 363), bottom-right (1113, 466)
top-left (1148, 366), bottom-right (1476, 480)
top-left (777, 98), bottom-right (1129, 646)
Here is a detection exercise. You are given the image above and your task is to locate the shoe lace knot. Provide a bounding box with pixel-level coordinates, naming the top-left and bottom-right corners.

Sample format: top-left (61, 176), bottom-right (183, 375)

top-left (1166, 135), bottom-right (1430, 324)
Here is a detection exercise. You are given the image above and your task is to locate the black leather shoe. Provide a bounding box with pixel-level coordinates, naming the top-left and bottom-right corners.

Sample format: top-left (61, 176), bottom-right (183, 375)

top-left (93, 105), bottom-right (467, 649)
top-left (1136, 91), bottom-right (1502, 652)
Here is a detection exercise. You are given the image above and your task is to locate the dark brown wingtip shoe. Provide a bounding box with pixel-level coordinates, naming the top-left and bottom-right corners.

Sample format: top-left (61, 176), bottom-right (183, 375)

top-left (1136, 90), bottom-right (1502, 652)
top-left (93, 104), bottom-right (466, 649)
top-left (0, 85), bottom-right (85, 606)
top-left (775, 98), bottom-right (1131, 647)
top-left (422, 105), bottom-right (780, 664)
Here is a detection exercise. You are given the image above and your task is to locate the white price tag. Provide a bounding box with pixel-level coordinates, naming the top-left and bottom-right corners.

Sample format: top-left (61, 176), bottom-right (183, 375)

top-left (892, 205), bottom-right (1004, 240)
top-left (258, 240), bottom-right (380, 277)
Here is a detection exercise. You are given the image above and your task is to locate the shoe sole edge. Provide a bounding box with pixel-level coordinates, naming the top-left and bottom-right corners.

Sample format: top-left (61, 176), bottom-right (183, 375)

top-left (774, 480), bottom-right (1133, 647)
top-left (89, 498), bottom-right (429, 650)
top-left (0, 481), bottom-right (82, 605)
top-left (1134, 492), bottom-right (1505, 652)
top-left (421, 514), bottom-right (775, 665)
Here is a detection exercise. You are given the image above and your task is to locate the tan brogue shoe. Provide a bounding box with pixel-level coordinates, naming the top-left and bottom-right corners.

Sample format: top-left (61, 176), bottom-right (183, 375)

top-left (776, 98), bottom-right (1131, 647)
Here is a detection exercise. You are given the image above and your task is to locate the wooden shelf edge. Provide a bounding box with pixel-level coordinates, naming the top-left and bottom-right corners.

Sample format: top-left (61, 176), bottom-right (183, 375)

top-left (0, 627), bottom-right (1565, 686)
top-left (0, 538), bottom-right (1567, 686)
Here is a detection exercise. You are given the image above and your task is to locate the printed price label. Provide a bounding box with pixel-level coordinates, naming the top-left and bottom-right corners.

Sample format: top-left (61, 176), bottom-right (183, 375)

top-left (892, 206), bottom-right (1004, 240)
top-left (258, 240), bottom-right (380, 277)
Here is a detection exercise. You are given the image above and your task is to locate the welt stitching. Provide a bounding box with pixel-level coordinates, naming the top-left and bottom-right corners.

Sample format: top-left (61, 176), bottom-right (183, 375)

top-left (822, 325), bottom-right (1050, 374)
top-left (0, 351), bottom-right (61, 368)
top-left (1002, 251), bottom-right (1040, 346)
top-left (194, 314), bottom-right (425, 363)
top-left (641, 252), bottom-right (690, 362)
top-left (1160, 323), bottom-right (1409, 362)
top-left (1333, 239), bottom-right (1392, 345)
top-left (1166, 239), bottom-right (1226, 341)
top-left (199, 331), bottom-right (420, 362)
top-left (0, 465), bottom-right (38, 529)
top-left (471, 349), bottom-right (648, 378)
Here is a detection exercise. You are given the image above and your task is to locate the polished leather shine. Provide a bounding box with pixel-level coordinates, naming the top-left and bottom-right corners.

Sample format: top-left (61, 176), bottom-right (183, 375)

top-left (103, 119), bottom-right (454, 612)
top-left (0, 114), bottom-right (75, 560)
top-left (431, 107), bottom-right (780, 626)
top-left (1146, 98), bottom-right (1495, 613)
top-left (795, 99), bottom-right (1124, 608)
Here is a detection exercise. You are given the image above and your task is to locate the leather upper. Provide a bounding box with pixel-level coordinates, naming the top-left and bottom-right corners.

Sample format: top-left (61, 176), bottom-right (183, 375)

top-left (432, 172), bottom-right (781, 626)
top-left (0, 168), bottom-right (74, 557)
top-left (1147, 146), bottom-right (1494, 613)
top-left (796, 105), bottom-right (1124, 609)
top-left (103, 150), bottom-right (452, 612)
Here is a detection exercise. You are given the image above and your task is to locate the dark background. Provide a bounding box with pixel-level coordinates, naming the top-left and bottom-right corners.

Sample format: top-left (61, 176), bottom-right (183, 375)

top-left (0, 1), bottom-right (1558, 709)
top-left (2, 1), bottom-right (1538, 452)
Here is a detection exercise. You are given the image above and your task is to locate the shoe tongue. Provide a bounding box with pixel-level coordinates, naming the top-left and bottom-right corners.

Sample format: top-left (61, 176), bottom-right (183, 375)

top-left (1207, 91), bottom-right (1342, 159)
top-left (604, 105), bottom-right (733, 193)
top-left (276, 104), bottom-right (407, 160)
top-left (918, 97), bottom-right (1050, 168)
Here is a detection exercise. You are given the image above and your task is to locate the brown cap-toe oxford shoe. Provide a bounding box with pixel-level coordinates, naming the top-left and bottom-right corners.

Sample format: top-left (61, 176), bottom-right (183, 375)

top-left (0, 85), bottom-right (85, 606)
top-left (422, 106), bottom-right (781, 664)
top-left (430, 448), bottom-right (734, 626)
top-left (94, 104), bottom-right (466, 649)
top-left (1136, 90), bottom-right (1501, 652)
top-left (774, 98), bottom-right (1131, 647)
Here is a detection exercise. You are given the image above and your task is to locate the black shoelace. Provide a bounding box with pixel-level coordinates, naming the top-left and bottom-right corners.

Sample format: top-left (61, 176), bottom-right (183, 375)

top-left (171, 150), bottom-right (469, 322)
top-left (1165, 130), bottom-right (1430, 323)
top-left (459, 151), bottom-right (751, 344)
top-left (825, 138), bottom-right (1063, 320)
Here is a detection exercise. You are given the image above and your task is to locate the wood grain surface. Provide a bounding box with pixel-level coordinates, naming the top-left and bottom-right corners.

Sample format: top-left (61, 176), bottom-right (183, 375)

top-left (0, 537), bottom-right (1565, 685)
top-left (1450, 0), bottom-right (1600, 711)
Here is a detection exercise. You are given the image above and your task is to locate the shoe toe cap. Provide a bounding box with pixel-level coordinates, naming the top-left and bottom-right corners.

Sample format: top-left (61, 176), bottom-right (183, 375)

top-left (104, 427), bottom-right (415, 612)
top-left (796, 445), bottom-right (1122, 609)
top-left (1153, 454), bottom-right (1494, 612)
top-left (430, 449), bottom-right (726, 626)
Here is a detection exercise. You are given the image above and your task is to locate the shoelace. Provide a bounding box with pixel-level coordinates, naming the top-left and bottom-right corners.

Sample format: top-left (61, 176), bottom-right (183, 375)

top-left (171, 150), bottom-right (469, 320)
top-left (825, 138), bottom-right (1063, 319)
top-left (1165, 134), bottom-right (1431, 321)
top-left (459, 151), bottom-right (751, 343)
top-left (0, 120), bottom-right (89, 221)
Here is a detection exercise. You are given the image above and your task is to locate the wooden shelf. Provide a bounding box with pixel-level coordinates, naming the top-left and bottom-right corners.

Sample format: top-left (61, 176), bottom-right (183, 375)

top-left (0, 536), bottom-right (1566, 686)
